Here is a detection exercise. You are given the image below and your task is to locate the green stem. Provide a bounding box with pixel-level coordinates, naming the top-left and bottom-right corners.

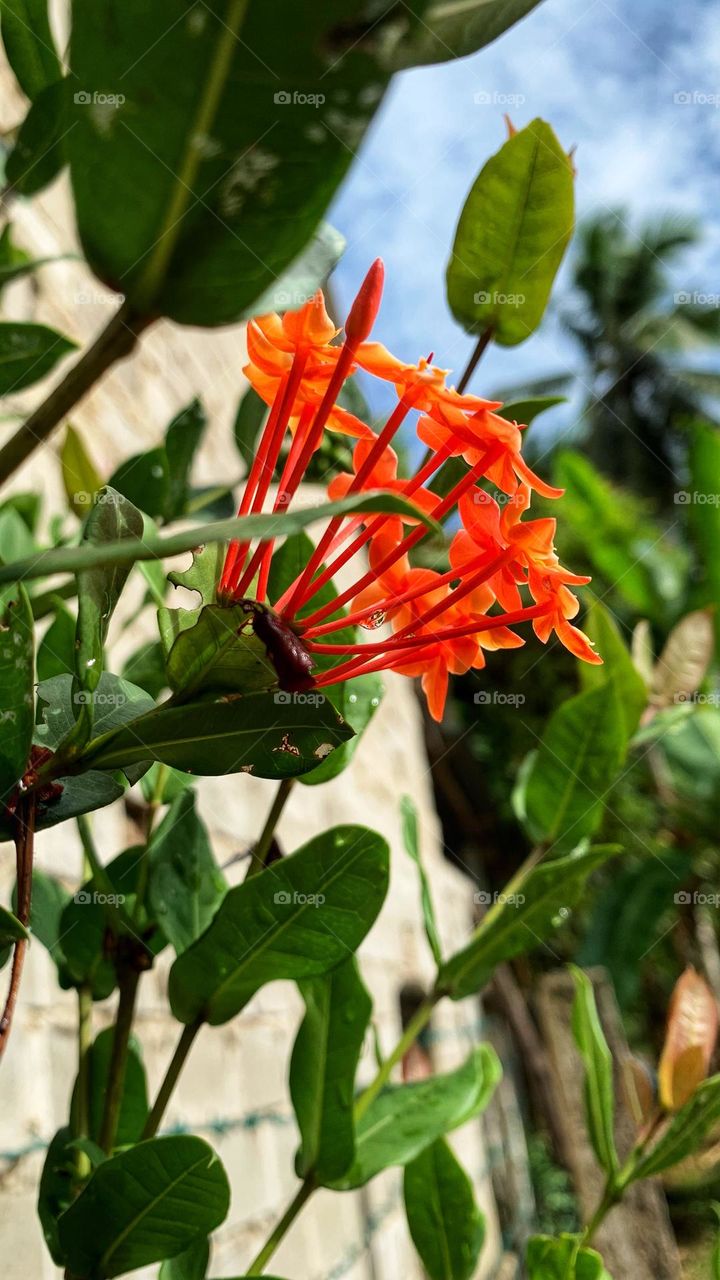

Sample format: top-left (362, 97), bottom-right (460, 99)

top-left (354, 997), bottom-right (436, 1121)
top-left (456, 325), bottom-right (494, 394)
top-left (0, 303), bottom-right (148, 489)
top-left (132, 764), bottom-right (169, 925)
top-left (245, 1178), bottom-right (315, 1275)
top-left (246, 778), bottom-right (294, 878)
top-left (76, 814), bottom-right (128, 934)
top-left (141, 1020), bottom-right (203, 1140)
top-left (99, 970), bottom-right (140, 1154)
top-left (73, 985), bottom-right (93, 1180)
top-left (582, 1177), bottom-right (618, 1246)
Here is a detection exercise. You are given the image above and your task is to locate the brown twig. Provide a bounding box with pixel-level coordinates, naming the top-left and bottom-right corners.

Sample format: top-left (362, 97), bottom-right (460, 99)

top-left (0, 793), bottom-right (37, 1060)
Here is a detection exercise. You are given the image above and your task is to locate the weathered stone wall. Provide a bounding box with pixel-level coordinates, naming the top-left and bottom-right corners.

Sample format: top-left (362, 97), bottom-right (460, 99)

top-left (0, 58), bottom-right (501, 1279)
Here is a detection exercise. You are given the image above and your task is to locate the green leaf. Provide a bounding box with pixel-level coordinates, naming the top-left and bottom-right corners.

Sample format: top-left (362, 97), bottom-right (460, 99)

top-left (0, 223), bottom-right (56, 290)
top-left (526, 1234), bottom-right (613, 1279)
top-left (37, 672), bottom-right (154, 751)
top-left (70, 487), bottom-right (144, 745)
top-left (81, 687), bottom-right (354, 780)
top-left (121, 639), bottom-right (167, 699)
top-left (499, 395), bottom-right (566, 425)
top-left (148, 790), bottom-right (227, 954)
top-left (159, 1237), bottom-right (210, 1280)
top-left (578, 601), bottom-right (647, 740)
top-left (0, 903), bottom-right (28, 947)
top-left (250, 221), bottom-right (346, 316)
top-left (67, 4), bottom-right (371, 324)
top-left (61, 425), bottom-right (103, 517)
top-left (0, 489), bottom-right (439, 585)
top-left (389, 0), bottom-right (544, 68)
top-left (0, 0), bottom-right (60, 99)
top-left (523, 684), bottom-right (627, 854)
top-left (59, 890), bottom-right (116, 998)
top-left (400, 794), bottom-right (442, 967)
top-left (626, 1074), bottom-right (720, 1184)
top-left (71, 1028), bottom-right (148, 1149)
top-left (58, 1135), bottom-right (230, 1278)
top-left (447, 119), bottom-right (574, 345)
top-left (290, 957), bottom-right (372, 1183)
top-left (5, 78), bottom-right (68, 195)
top-left (38, 1126), bottom-right (75, 1265)
top-left (233, 385), bottom-right (266, 469)
top-left (0, 320), bottom-right (75, 394)
top-left (25, 869), bottom-right (70, 969)
top-left (169, 825), bottom-right (389, 1026)
top-left (37, 597), bottom-right (75, 682)
top-left (164, 603), bottom-right (274, 697)
top-left (437, 845), bottom-right (620, 1001)
top-left (569, 966), bottom-right (618, 1176)
top-left (688, 423), bottom-right (720, 649)
top-left (0, 581), bottom-right (33, 798)
top-left (300, 670), bottom-right (384, 785)
top-left (164, 398), bottom-right (207, 522)
top-left (331, 1045), bottom-right (501, 1190)
top-left (109, 447), bottom-right (170, 521)
top-left (403, 1138), bottom-right (485, 1280)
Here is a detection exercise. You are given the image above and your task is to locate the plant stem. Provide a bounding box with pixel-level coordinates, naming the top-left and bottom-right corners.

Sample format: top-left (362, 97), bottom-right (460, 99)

top-left (582, 1177), bottom-right (619, 1246)
top-left (141, 1020), bottom-right (202, 1140)
top-left (354, 996), bottom-right (436, 1121)
top-left (246, 778), bottom-right (294, 878)
top-left (74, 985), bottom-right (93, 1180)
top-left (457, 325), bottom-right (494, 394)
top-left (99, 970), bottom-right (140, 1154)
top-left (0, 303), bottom-right (148, 489)
top-left (76, 814), bottom-right (129, 934)
top-left (245, 1177), bottom-right (315, 1274)
top-left (0, 795), bottom-right (36, 1060)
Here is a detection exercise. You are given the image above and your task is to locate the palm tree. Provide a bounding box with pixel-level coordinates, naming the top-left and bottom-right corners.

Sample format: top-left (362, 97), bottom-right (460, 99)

top-left (513, 211), bottom-right (720, 499)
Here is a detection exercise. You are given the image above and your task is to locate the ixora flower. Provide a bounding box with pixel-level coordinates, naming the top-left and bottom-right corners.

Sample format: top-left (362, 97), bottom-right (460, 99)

top-left (218, 260), bottom-right (602, 721)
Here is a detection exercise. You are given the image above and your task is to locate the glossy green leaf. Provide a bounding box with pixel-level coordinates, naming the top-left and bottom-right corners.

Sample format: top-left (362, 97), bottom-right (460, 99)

top-left (71, 1028), bottom-right (148, 1149)
top-left (523, 684), bottom-right (627, 854)
top-left (69, 488), bottom-right (144, 746)
top-left (59, 890), bottom-right (116, 998)
top-left (0, 903), bottom-right (28, 947)
top-left (499, 395), bottom-right (566, 425)
top-left (331, 1045), bottom-right (501, 1190)
top-left (61, 425), bottom-right (103, 517)
top-left (290, 957), bottom-right (371, 1183)
top-left (389, 0), bottom-right (544, 68)
top-left (159, 1237), bottom-right (210, 1280)
top-left (139, 762), bottom-right (194, 806)
top-left (58, 1135), bottom-right (230, 1277)
top-left (164, 603), bottom-right (273, 697)
top-left (169, 825), bottom-right (389, 1025)
top-left (400, 793), bottom-right (442, 967)
top-left (67, 4), bottom-right (371, 324)
top-left (626, 1073), bottom-right (720, 1184)
top-left (81, 687), bottom-right (353, 779)
top-left (121, 639), bottom-right (167, 699)
top-left (300, 670), bottom-right (384, 785)
top-left (0, 489), bottom-right (438, 585)
top-left (437, 845), bottom-right (620, 1001)
top-left (25, 869), bottom-right (70, 971)
top-left (0, 0), bottom-right (60, 98)
top-left (526, 1234), bottom-right (613, 1279)
top-left (0, 581), bottom-right (33, 799)
top-left (37, 597), bottom-right (75, 682)
top-left (403, 1138), bottom-right (485, 1280)
top-left (164, 398), bottom-right (207, 522)
top-left (38, 1126), bottom-right (75, 1265)
top-left (579, 601), bottom-right (646, 740)
top-left (0, 321), bottom-right (75, 393)
top-left (570, 966), bottom-right (618, 1175)
top-left (250, 221), bottom-right (346, 317)
top-left (148, 790), bottom-right (226, 954)
top-left (109, 447), bottom-right (170, 521)
top-left (447, 119), bottom-right (574, 345)
top-left (5, 77), bottom-right (68, 195)
top-left (37, 672), bottom-right (154, 751)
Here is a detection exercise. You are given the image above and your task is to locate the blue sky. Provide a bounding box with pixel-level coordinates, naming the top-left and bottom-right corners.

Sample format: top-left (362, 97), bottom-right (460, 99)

top-left (329, 0), bottom-right (720, 442)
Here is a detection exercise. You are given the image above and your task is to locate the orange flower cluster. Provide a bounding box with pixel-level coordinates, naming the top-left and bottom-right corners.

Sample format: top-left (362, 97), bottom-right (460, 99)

top-left (220, 260), bottom-right (601, 720)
